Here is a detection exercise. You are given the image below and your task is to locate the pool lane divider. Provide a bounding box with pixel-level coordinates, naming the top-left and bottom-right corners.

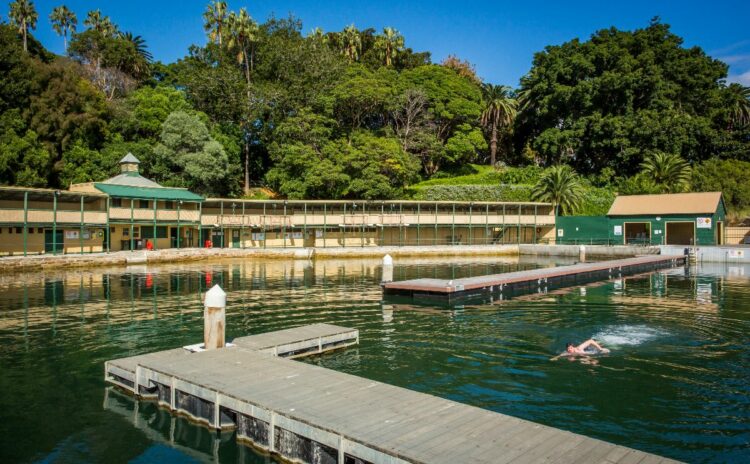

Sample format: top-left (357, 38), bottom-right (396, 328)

top-left (105, 323), bottom-right (681, 464)
top-left (382, 254), bottom-right (687, 303)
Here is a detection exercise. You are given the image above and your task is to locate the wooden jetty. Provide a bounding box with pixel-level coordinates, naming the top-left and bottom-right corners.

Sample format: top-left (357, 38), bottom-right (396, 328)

top-left (382, 254), bottom-right (686, 302)
top-left (105, 323), bottom-right (680, 464)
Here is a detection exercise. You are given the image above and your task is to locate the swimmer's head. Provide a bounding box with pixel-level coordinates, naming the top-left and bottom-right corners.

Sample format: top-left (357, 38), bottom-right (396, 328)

top-left (566, 342), bottom-right (575, 353)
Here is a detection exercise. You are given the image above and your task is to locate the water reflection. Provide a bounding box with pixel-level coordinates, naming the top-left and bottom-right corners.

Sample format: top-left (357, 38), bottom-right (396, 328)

top-left (0, 258), bottom-right (748, 463)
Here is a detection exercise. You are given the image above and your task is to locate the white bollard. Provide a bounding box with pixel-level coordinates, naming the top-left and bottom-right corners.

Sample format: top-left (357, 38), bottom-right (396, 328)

top-left (204, 284), bottom-right (227, 350)
top-left (381, 254), bottom-right (394, 283)
top-left (579, 245), bottom-right (586, 263)
top-left (381, 303), bottom-right (394, 323)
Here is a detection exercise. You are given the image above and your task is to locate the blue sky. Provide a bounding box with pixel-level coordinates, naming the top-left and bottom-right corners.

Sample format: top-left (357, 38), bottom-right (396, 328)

top-left (30, 0), bottom-right (750, 86)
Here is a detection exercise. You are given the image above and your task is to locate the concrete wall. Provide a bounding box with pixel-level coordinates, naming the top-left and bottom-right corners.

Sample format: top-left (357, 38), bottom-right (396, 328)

top-left (659, 245), bottom-right (750, 264)
top-left (520, 244), bottom-right (660, 258)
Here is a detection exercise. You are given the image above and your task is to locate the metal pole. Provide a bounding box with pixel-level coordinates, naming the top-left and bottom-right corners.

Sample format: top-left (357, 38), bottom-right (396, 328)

top-left (469, 203), bottom-right (472, 245)
top-left (23, 191), bottom-right (28, 256)
top-left (518, 205), bottom-right (521, 244)
top-left (434, 203), bottom-right (438, 245)
top-left (80, 195), bottom-right (84, 255)
top-left (360, 203), bottom-right (365, 247)
top-left (452, 203), bottom-right (456, 245)
top-left (304, 203), bottom-right (307, 247)
top-left (283, 202), bottom-right (287, 248)
top-left (240, 202), bottom-right (245, 249)
top-left (220, 200), bottom-right (224, 248)
top-left (198, 201), bottom-right (203, 248)
top-left (381, 202), bottom-right (385, 245)
top-left (263, 202), bottom-right (267, 249)
top-left (485, 204), bottom-right (489, 245)
top-left (399, 203), bottom-right (403, 246)
top-left (323, 203), bottom-right (327, 248)
top-left (534, 205), bottom-right (538, 244)
top-left (342, 203), bottom-right (346, 247)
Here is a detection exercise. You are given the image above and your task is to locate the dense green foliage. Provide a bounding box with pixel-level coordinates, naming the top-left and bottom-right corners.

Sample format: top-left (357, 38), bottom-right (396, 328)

top-left (0, 4), bottom-right (748, 218)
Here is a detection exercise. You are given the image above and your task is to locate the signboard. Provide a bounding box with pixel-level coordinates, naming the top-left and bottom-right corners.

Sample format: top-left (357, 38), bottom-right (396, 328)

top-left (696, 217), bottom-right (712, 229)
top-left (557, 229), bottom-right (564, 237)
top-left (65, 230), bottom-right (78, 239)
top-left (613, 225), bottom-right (622, 236)
top-left (728, 249), bottom-right (745, 259)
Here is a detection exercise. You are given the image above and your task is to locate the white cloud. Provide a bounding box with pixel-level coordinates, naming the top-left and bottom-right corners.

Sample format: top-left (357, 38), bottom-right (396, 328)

top-left (727, 70), bottom-right (750, 86)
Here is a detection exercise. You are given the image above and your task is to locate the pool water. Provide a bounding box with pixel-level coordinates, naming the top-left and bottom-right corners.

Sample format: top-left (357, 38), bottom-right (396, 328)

top-left (0, 257), bottom-right (748, 463)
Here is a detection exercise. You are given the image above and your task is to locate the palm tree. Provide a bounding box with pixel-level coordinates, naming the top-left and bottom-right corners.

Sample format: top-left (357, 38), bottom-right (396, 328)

top-left (84, 9), bottom-right (116, 37)
top-left (49, 5), bottom-right (76, 52)
top-left (226, 8), bottom-right (258, 85)
top-left (639, 151), bottom-right (691, 193)
top-left (531, 165), bottom-right (585, 215)
top-left (9, 0), bottom-right (38, 52)
top-left (309, 27), bottom-right (327, 45)
top-left (726, 83), bottom-right (750, 129)
top-left (480, 83), bottom-right (518, 166)
top-left (120, 31), bottom-right (153, 62)
top-left (203, 1), bottom-right (228, 45)
top-left (376, 27), bottom-right (404, 67)
top-left (341, 24), bottom-right (361, 62)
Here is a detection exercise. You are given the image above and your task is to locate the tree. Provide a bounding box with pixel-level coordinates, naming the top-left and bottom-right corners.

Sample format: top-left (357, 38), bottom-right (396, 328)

top-left (152, 111), bottom-right (230, 195)
top-left (480, 83), bottom-right (517, 167)
top-left (516, 20), bottom-right (734, 174)
top-left (691, 158), bottom-right (750, 218)
top-left (531, 165), bottom-right (585, 215)
top-left (726, 83), bottom-right (750, 130)
top-left (8, 0), bottom-right (38, 52)
top-left (341, 24), bottom-right (361, 62)
top-left (441, 55), bottom-right (480, 83)
top-left (203, 1), bottom-right (228, 46)
top-left (120, 31), bottom-right (153, 63)
top-left (0, 110), bottom-right (51, 187)
top-left (375, 27), bottom-right (403, 67)
top-left (639, 151), bottom-right (691, 193)
top-left (84, 9), bottom-right (116, 37)
top-left (49, 5), bottom-right (77, 52)
top-left (226, 7), bottom-right (258, 85)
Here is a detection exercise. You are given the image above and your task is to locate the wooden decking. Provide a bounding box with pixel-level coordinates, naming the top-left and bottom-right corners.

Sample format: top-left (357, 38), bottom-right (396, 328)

top-left (105, 324), bottom-right (680, 464)
top-left (382, 255), bottom-right (686, 302)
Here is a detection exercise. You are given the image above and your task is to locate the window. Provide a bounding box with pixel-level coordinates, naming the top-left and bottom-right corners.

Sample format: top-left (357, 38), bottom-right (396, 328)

top-left (15, 227), bottom-right (22, 234)
top-left (165, 201), bottom-right (174, 209)
top-left (8, 228), bottom-right (12, 234)
top-left (142, 226), bottom-right (168, 239)
top-left (123, 228), bottom-right (129, 237)
top-left (111, 198), bottom-right (122, 207)
top-left (37, 227), bottom-right (43, 233)
top-left (139, 200), bottom-right (149, 209)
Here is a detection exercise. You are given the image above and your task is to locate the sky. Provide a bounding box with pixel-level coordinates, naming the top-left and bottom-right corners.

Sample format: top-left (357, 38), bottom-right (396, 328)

top-left (28, 0), bottom-right (750, 86)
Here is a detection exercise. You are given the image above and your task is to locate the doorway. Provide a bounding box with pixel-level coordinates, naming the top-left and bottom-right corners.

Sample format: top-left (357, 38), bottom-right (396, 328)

top-left (666, 222), bottom-right (695, 245)
top-left (716, 221), bottom-right (723, 245)
top-left (44, 229), bottom-right (64, 254)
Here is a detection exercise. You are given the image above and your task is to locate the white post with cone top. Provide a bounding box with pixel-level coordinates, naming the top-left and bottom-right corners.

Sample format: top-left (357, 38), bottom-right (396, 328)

top-left (204, 284), bottom-right (226, 350)
top-left (382, 254), bottom-right (394, 283)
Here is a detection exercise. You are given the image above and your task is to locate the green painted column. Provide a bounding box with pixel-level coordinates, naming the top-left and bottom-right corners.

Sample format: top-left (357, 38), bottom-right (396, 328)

top-left (80, 196), bottom-right (84, 255)
top-left (303, 203), bottom-right (307, 247)
top-left (130, 199), bottom-right (134, 252)
top-left (534, 205), bottom-right (538, 244)
top-left (220, 200), bottom-right (225, 248)
top-left (451, 203), bottom-right (456, 246)
top-left (263, 202), bottom-right (267, 249)
top-left (52, 192), bottom-right (58, 256)
top-left (177, 201), bottom-right (181, 249)
top-left (518, 205), bottom-right (522, 244)
top-left (416, 203), bottom-right (420, 246)
top-left (323, 203), bottom-right (327, 248)
top-left (342, 203), bottom-right (346, 248)
top-left (23, 191), bottom-right (28, 256)
top-left (152, 198), bottom-right (157, 250)
top-left (105, 197), bottom-right (110, 253)
top-left (485, 204), bottom-right (489, 245)
top-left (399, 203), bottom-right (403, 246)
top-left (198, 201), bottom-right (203, 248)
top-left (241, 202), bottom-right (245, 249)
top-left (360, 203), bottom-right (365, 247)
top-left (283, 202), bottom-right (287, 248)
top-left (434, 203), bottom-right (438, 245)
top-left (381, 202), bottom-right (385, 246)
top-left (468, 203), bottom-right (473, 245)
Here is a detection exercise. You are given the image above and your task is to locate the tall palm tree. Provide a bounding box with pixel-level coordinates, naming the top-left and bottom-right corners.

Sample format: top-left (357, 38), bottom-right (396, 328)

top-left (376, 27), bottom-right (404, 67)
top-left (120, 31), bottom-right (153, 62)
top-left (203, 1), bottom-right (228, 45)
top-left (49, 5), bottom-right (76, 52)
top-left (639, 151), bottom-right (691, 193)
top-left (531, 165), bottom-right (585, 215)
top-left (480, 83), bottom-right (518, 166)
top-left (8, 0), bottom-right (38, 52)
top-left (309, 27), bottom-right (327, 45)
top-left (226, 8), bottom-right (258, 85)
top-left (341, 24), bottom-right (361, 62)
top-left (726, 83), bottom-right (750, 130)
top-left (84, 9), bottom-right (116, 37)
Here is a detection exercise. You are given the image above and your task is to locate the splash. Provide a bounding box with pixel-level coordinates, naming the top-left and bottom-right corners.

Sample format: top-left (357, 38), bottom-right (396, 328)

top-left (591, 325), bottom-right (667, 347)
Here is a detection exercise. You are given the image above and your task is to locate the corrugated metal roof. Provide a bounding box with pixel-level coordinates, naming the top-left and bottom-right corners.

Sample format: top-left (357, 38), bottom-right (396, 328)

top-left (93, 183), bottom-right (204, 201)
top-left (101, 172), bottom-right (163, 188)
top-left (607, 192), bottom-right (722, 216)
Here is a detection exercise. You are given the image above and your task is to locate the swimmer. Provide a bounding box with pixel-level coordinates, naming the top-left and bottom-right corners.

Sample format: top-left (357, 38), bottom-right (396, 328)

top-left (551, 339), bottom-right (609, 361)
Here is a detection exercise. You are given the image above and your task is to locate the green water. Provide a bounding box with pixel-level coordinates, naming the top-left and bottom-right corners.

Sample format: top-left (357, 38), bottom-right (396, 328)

top-left (0, 257), bottom-right (748, 463)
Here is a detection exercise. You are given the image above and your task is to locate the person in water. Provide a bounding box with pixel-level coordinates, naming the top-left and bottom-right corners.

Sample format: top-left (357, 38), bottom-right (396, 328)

top-left (551, 339), bottom-right (609, 361)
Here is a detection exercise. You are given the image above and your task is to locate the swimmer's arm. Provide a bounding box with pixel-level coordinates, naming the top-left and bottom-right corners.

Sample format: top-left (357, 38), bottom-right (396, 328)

top-left (578, 339), bottom-right (605, 351)
top-left (550, 352), bottom-right (570, 361)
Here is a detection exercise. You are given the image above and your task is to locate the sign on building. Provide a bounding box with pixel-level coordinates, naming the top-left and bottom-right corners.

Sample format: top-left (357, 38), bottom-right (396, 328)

top-left (613, 225), bottom-right (622, 236)
top-left (697, 217), bottom-right (712, 229)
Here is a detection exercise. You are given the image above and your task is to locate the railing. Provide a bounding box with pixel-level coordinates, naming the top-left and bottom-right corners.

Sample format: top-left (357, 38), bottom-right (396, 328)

top-left (202, 213), bottom-right (556, 227)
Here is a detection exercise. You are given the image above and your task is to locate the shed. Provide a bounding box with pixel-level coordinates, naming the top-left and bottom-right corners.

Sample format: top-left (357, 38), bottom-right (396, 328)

top-left (607, 192), bottom-right (726, 246)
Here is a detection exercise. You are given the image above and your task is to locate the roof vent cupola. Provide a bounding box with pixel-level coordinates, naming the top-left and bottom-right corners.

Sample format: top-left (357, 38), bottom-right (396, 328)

top-left (119, 153), bottom-right (141, 173)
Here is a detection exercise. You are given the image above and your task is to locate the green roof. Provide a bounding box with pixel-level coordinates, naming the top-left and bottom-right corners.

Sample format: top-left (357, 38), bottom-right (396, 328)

top-left (93, 183), bottom-right (204, 202)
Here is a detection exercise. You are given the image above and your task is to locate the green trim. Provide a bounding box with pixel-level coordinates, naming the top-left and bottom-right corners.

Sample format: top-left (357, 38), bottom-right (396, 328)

top-left (93, 183), bottom-right (204, 202)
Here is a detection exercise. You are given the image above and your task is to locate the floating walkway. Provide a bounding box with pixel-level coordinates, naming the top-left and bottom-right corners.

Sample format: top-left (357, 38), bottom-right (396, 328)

top-left (382, 254), bottom-right (686, 302)
top-left (105, 324), bottom-right (680, 464)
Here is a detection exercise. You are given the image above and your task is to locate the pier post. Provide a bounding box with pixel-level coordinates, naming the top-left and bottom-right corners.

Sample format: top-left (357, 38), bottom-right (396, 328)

top-left (579, 245), bottom-right (586, 262)
top-left (204, 285), bottom-right (227, 350)
top-left (381, 254), bottom-right (394, 283)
